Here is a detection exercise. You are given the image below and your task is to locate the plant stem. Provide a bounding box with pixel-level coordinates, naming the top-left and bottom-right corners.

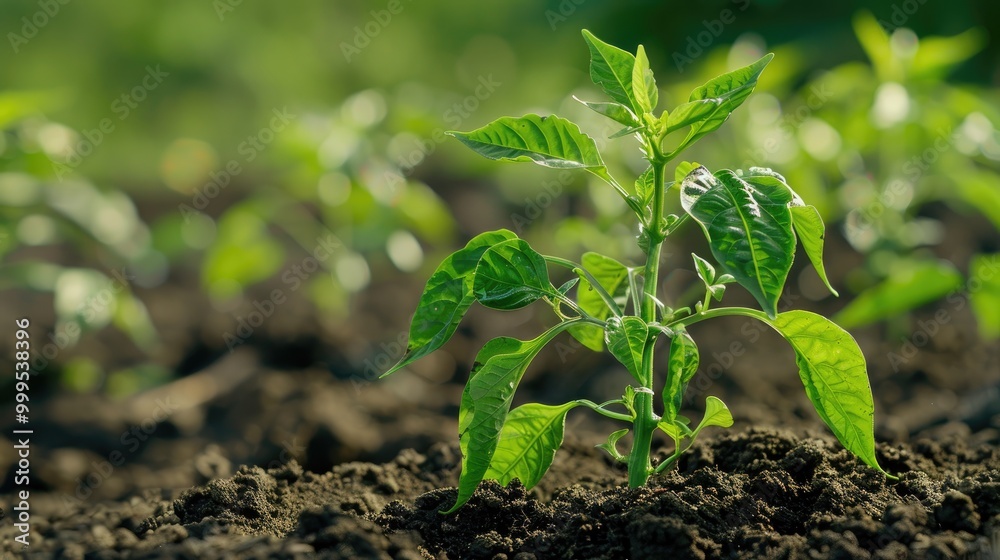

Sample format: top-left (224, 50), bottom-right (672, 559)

top-left (627, 158), bottom-right (666, 488)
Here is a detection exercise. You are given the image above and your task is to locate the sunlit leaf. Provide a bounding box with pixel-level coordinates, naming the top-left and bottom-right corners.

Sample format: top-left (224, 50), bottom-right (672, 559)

top-left (671, 53), bottom-right (773, 154)
top-left (697, 396), bottom-right (734, 430)
top-left (768, 310), bottom-right (890, 476)
top-left (575, 97), bottom-right (640, 128)
top-left (663, 329), bottom-right (699, 423)
top-left (448, 325), bottom-right (568, 513)
top-left (631, 44), bottom-right (658, 114)
top-left (582, 29), bottom-right (640, 115)
top-left (485, 402), bottom-right (577, 488)
top-left (448, 114), bottom-right (608, 175)
top-left (605, 316), bottom-right (648, 384)
top-left (570, 252), bottom-right (630, 351)
top-left (680, 166), bottom-right (796, 318)
top-left (635, 166), bottom-right (656, 207)
top-left (384, 229), bottom-right (516, 376)
top-left (473, 238), bottom-right (555, 310)
top-left (790, 205), bottom-right (838, 296)
top-left (596, 428), bottom-right (630, 462)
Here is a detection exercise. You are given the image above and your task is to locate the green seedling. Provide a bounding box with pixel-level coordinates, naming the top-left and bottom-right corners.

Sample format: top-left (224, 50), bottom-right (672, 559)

top-left (382, 30), bottom-right (894, 512)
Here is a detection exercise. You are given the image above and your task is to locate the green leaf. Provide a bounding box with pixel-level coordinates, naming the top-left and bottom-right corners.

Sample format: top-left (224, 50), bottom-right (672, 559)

top-left (473, 239), bottom-right (554, 310)
top-left (631, 44), bottom-right (657, 114)
top-left (737, 168), bottom-right (836, 297)
top-left (696, 396), bottom-right (734, 430)
top-left (790, 205), bottom-right (838, 296)
top-left (833, 260), bottom-right (963, 329)
top-left (680, 166), bottom-right (796, 318)
top-left (674, 161), bottom-right (699, 186)
top-left (574, 97), bottom-right (640, 128)
top-left (449, 325), bottom-right (569, 513)
top-left (671, 53), bottom-right (773, 155)
top-left (768, 310), bottom-right (889, 476)
top-left (604, 316), bottom-right (649, 384)
top-left (656, 420), bottom-right (683, 440)
top-left (384, 229), bottom-right (517, 376)
top-left (582, 29), bottom-right (641, 115)
top-left (570, 252), bottom-right (630, 351)
top-left (486, 402), bottom-right (577, 488)
top-left (448, 114), bottom-right (608, 175)
top-left (609, 125), bottom-right (643, 139)
top-left (665, 99), bottom-right (721, 132)
top-left (663, 329), bottom-right (699, 423)
top-left (596, 428), bottom-right (630, 462)
top-left (635, 166), bottom-right (656, 207)
top-left (970, 254), bottom-right (1000, 340)
top-left (692, 253), bottom-right (717, 285)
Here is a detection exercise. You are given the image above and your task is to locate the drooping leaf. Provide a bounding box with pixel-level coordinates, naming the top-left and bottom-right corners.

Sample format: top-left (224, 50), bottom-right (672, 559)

top-left (697, 396), bottom-right (734, 430)
top-left (596, 428), bottom-right (630, 462)
top-left (448, 114), bottom-right (609, 178)
top-left (790, 205), bottom-right (838, 296)
top-left (473, 239), bottom-right (555, 310)
top-left (663, 329), bottom-right (699, 423)
top-left (969, 253), bottom-right (1000, 340)
top-left (768, 310), bottom-right (890, 476)
top-left (485, 402), bottom-right (577, 488)
top-left (671, 53), bottom-right (774, 155)
top-left (604, 316), bottom-right (649, 384)
top-left (833, 260), bottom-right (963, 329)
top-left (680, 166), bottom-right (796, 318)
top-left (575, 97), bottom-right (640, 128)
top-left (384, 229), bottom-right (517, 376)
top-left (448, 325), bottom-right (569, 513)
top-left (581, 29), bottom-right (640, 115)
top-left (631, 44), bottom-right (658, 114)
top-left (570, 252), bottom-right (630, 351)
top-left (738, 168), bottom-right (836, 297)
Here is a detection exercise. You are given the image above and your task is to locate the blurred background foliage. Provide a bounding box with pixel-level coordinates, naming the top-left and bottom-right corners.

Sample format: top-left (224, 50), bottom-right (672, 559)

top-left (0, 0), bottom-right (998, 397)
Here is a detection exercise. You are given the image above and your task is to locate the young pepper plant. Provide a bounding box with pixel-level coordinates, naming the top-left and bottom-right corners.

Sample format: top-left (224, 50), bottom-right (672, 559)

top-left (381, 30), bottom-right (895, 513)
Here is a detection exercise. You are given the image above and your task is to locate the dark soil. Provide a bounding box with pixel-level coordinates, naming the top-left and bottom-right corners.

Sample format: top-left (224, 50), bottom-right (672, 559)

top-left (1, 427), bottom-right (998, 559)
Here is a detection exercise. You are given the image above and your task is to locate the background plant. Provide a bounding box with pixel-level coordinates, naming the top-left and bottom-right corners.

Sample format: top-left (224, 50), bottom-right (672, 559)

top-left (384, 30), bottom-right (894, 512)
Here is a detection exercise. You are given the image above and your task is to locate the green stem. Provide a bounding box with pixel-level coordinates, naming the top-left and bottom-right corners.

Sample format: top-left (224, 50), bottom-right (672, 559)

top-left (666, 306), bottom-right (769, 330)
top-left (627, 159), bottom-right (666, 488)
top-left (574, 399), bottom-right (633, 422)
